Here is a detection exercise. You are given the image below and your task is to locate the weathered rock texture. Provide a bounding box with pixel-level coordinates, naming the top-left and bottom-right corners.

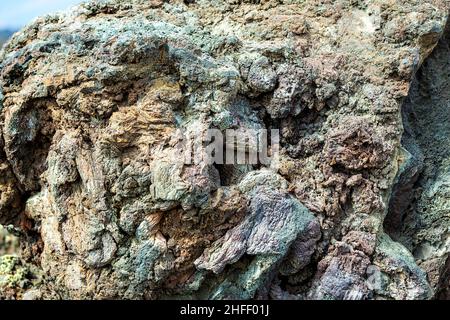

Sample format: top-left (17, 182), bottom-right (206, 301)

top-left (0, 0), bottom-right (449, 300)
top-left (384, 19), bottom-right (450, 300)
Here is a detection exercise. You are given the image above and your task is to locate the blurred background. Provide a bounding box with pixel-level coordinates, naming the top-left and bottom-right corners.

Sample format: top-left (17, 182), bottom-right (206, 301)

top-left (0, 0), bottom-right (83, 46)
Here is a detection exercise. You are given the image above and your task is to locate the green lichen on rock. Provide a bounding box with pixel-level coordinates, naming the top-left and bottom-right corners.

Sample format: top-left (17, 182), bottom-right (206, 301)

top-left (0, 254), bottom-right (47, 300)
top-left (0, 255), bottom-right (30, 290)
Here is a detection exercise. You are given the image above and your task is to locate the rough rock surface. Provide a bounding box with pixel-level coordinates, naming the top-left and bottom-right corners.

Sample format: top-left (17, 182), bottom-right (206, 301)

top-left (385, 20), bottom-right (450, 299)
top-left (0, 0), bottom-right (449, 299)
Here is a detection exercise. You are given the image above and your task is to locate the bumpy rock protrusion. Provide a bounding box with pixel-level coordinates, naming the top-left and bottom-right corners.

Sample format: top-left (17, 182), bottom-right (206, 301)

top-left (0, 0), bottom-right (449, 299)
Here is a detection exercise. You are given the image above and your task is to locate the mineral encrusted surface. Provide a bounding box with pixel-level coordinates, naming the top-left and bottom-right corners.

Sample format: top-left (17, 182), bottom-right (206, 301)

top-left (0, 0), bottom-right (449, 300)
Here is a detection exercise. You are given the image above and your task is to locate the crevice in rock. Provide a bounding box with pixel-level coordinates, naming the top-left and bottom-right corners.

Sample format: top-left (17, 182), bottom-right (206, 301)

top-left (436, 255), bottom-right (450, 299)
top-left (384, 18), bottom-right (450, 298)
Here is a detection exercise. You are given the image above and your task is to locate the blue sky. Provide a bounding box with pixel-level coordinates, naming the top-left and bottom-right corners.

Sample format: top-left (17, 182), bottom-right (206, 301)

top-left (0, 0), bottom-right (83, 30)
